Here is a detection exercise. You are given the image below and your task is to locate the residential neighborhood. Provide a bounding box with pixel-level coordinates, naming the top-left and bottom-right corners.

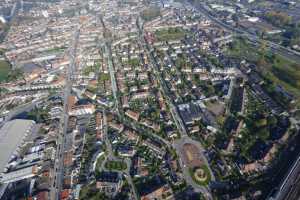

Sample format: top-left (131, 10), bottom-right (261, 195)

top-left (0, 0), bottom-right (300, 200)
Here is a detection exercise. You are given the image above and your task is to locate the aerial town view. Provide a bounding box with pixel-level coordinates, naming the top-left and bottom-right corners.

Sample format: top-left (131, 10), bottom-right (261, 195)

top-left (0, 0), bottom-right (300, 199)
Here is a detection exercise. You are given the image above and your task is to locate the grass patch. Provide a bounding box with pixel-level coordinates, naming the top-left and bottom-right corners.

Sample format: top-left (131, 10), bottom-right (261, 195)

top-left (44, 47), bottom-right (66, 54)
top-left (79, 182), bottom-right (108, 200)
top-left (127, 58), bottom-right (140, 67)
top-left (0, 60), bottom-right (11, 82)
top-left (105, 160), bottom-right (127, 171)
top-left (95, 154), bottom-right (105, 171)
top-left (83, 63), bottom-right (101, 76)
top-left (226, 38), bottom-right (260, 62)
top-left (228, 37), bottom-right (300, 107)
top-left (270, 54), bottom-right (300, 88)
top-left (0, 87), bottom-right (8, 95)
top-left (261, 54), bottom-right (300, 107)
top-left (155, 27), bottom-right (186, 41)
top-left (189, 165), bottom-right (211, 186)
top-left (0, 48), bottom-right (6, 55)
top-left (141, 6), bottom-right (161, 21)
top-left (99, 73), bottom-right (110, 82)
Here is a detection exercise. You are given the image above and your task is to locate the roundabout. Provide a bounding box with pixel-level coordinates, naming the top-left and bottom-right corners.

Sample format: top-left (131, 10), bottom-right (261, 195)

top-left (194, 168), bottom-right (207, 182)
top-left (189, 165), bottom-right (211, 186)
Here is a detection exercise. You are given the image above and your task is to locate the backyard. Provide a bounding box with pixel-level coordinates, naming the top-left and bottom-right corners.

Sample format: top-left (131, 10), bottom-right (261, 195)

top-left (0, 60), bottom-right (11, 82)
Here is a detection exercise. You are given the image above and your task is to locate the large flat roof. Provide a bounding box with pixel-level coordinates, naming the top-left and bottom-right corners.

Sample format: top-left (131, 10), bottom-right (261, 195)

top-left (0, 119), bottom-right (35, 174)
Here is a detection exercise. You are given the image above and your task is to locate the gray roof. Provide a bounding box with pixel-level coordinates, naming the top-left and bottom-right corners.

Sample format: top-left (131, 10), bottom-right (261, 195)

top-left (178, 102), bottom-right (202, 125)
top-left (0, 119), bottom-right (35, 174)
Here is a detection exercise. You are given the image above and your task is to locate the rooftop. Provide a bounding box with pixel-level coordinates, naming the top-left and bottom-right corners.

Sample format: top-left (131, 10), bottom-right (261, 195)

top-left (0, 119), bottom-right (35, 174)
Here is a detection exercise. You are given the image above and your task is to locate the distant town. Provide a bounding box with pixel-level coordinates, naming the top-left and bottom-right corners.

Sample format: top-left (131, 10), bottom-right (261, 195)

top-left (0, 0), bottom-right (300, 200)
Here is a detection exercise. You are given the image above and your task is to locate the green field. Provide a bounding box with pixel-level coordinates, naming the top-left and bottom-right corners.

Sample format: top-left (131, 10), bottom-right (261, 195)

top-left (267, 54), bottom-right (300, 89)
top-left (227, 38), bottom-right (300, 107)
top-left (226, 38), bottom-right (260, 62)
top-left (45, 47), bottom-right (66, 54)
top-left (259, 53), bottom-right (300, 107)
top-left (141, 7), bottom-right (161, 21)
top-left (0, 60), bottom-right (11, 82)
top-left (105, 160), bottom-right (127, 171)
top-left (155, 27), bottom-right (186, 41)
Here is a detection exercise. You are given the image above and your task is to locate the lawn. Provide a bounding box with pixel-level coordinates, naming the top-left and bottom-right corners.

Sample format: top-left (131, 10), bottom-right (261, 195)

top-left (83, 63), bottom-right (101, 76)
top-left (141, 7), bottom-right (161, 22)
top-left (99, 73), bottom-right (110, 82)
top-left (95, 153), bottom-right (105, 172)
top-left (127, 58), bottom-right (140, 67)
top-left (80, 182), bottom-right (108, 200)
top-left (226, 38), bottom-right (260, 62)
top-left (189, 165), bottom-right (212, 186)
top-left (45, 47), bottom-right (66, 54)
top-left (155, 27), bottom-right (186, 41)
top-left (261, 53), bottom-right (300, 107)
top-left (0, 60), bottom-right (11, 82)
top-left (105, 160), bottom-right (127, 171)
top-left (227, 37), bottom-right (300, 107)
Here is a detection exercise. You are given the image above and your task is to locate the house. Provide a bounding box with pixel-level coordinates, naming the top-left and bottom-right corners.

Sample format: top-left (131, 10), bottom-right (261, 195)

top-left (132, 92), bottom-right (150, 100)
top-left (125, 110), bottom-right (140, 122)
top-left (69, 104), bottom-right (95, 116)
top-left (63, 151), bottom-right (74, 168)
top-left (140, 184), bottom-right (175, 200)
top-left (67, 96), bottom-right (77, 111)
top-left (96, 171), bottom-right (122, 197)
top-left (141, 119), bottom-right (160, 132)
top-left (118, 145), bottom-right (136, 157)
top-left (178, 102), bottom-right (202, 126)
top-left (123, 130), bottom-right (139, 142)
top-left (130, 155), bottom-right (149, 177)
top-left (262, 144), bottom-right (278, 163)
top-left (84, 90), bottom-right (96, 100)
top-left (96, 112), bottom-right (103, 140)
top-left (108, 121), bottom-right (124, 133)
top-left (36, 191), bottom-right (49, 200)
top-left (143, 140), bottom-right (164, 158)
top-left (241, 162), bottom-right (263, 174)
top-left (122, 96), bottom-right (129, 108)
top-left (60, 189), bottom-right (71, 200)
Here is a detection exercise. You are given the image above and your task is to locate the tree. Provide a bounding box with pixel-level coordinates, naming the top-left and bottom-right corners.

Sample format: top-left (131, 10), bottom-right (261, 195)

top-left (267, 115), bottom-right (278, 128)
top-left (264, 11), bottom-right (292, 27)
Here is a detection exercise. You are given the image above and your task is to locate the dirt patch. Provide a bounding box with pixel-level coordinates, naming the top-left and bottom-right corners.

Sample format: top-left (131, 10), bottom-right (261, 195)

top-left (182, 143), bottom-right (203, 168)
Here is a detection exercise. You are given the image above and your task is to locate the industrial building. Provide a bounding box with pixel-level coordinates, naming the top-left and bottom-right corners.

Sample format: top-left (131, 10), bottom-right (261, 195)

top-left (0, 119), bottom-right (36, 174)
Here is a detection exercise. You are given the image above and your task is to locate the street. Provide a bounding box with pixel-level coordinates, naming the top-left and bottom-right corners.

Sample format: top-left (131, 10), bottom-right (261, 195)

top-left (51, 26), bottom-right (80, 200)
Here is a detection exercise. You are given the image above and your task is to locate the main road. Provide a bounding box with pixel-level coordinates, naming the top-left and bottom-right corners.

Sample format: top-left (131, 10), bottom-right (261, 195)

top-left (137, 17), bottom-right (214, 199)
top-left (98, 16), bottom-right (138, 200)
top-left (99, 15), bottom-right (120, 114)
top-left (51, 26), bottom-right (80, 200)
top-left (136, 18), bottom-right (187, 137)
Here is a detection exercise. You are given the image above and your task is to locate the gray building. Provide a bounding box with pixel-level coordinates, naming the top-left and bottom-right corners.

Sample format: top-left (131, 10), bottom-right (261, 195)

top-left (0, 119), bottom-right (36, 174)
